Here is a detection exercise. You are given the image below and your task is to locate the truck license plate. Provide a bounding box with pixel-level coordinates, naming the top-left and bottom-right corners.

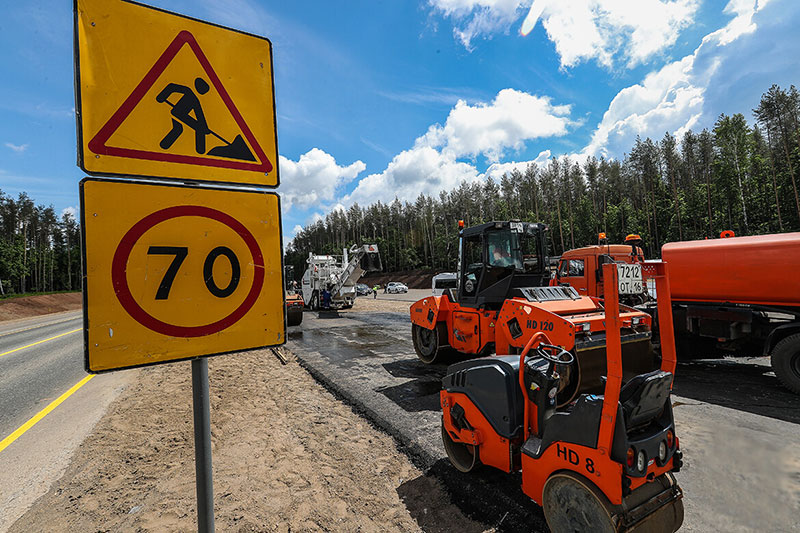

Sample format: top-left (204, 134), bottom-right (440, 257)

top-left (618, 264), bottom-right (643, 295)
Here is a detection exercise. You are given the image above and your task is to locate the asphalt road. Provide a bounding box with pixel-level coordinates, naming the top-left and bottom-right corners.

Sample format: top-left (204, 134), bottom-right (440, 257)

top-left (288, 299), bottom-right (800, 533)
top-left (0, 312), bottom-right (86, 437)
top-left (0, 311), bottom-right (135, 532)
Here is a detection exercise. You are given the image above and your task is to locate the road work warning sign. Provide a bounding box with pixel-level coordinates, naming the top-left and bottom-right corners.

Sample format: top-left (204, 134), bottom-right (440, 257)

top-left (80, 179), bottom-right (285, 372)
top-left (75, 0), bottom-right (279, 187)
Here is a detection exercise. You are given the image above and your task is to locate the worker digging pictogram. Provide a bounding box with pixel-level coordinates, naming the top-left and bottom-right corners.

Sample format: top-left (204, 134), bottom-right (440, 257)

top-left (156, 77), bottom-right (255, 162)
top-left (86, 30), bottom-right (272, 174)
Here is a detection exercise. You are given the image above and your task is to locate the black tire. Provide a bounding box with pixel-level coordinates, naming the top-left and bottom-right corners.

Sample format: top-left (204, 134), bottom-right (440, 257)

top-left (441, 418), bottom-right (478, 473)
top-left (771, 333), bottom-right (800, 394)
top-left (412, 323), bottom-right (448, 364)
top-left (309, 291), bottom-right (319, 311)
top-left (287, 308), bottom-right (303, 327)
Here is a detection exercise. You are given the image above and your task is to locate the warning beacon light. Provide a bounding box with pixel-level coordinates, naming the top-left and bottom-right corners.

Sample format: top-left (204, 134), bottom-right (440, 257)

top-left (458, 220), bottom-right (465, 229)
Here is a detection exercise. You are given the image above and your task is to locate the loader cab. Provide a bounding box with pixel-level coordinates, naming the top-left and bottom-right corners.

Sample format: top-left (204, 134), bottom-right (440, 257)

top-left (457, 221), bottom-right (549, 310)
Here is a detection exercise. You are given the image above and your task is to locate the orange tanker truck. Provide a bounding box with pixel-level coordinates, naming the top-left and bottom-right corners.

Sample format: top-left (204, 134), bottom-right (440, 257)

top-left (553, 232), bottom-right (800, 394)
top-left (662, 232), bottom-right (800, 394)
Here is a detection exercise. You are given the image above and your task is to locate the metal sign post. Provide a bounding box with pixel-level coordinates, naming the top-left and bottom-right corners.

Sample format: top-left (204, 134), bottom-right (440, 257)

top-left (192, 357), bottom-right (215, 533)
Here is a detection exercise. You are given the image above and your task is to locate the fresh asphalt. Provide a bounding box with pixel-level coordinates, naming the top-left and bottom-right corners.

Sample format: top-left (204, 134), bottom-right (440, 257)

top-left (288, 290), bottom-right (800, 532)
top-left (0, 312), bottom-right (85, 438)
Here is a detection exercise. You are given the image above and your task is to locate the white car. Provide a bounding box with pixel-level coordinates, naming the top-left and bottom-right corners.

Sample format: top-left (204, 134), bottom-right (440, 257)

top-left (384, 282), bottom-right (408, 294)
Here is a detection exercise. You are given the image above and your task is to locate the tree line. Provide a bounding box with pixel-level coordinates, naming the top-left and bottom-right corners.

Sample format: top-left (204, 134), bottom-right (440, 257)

top-left (285, 84), bottom-right (800, 275)
top-left (0, 192), bottom-right (81, 296)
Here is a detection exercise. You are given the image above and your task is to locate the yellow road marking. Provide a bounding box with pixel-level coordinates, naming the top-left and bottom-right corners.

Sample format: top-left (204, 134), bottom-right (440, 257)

top-left (0, 328), bottom-right (81, 358)
top-left (0, 374), bottom-right (95, 453)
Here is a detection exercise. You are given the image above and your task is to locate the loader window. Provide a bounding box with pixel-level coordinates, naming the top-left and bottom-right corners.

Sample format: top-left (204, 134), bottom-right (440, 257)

top-left (487, 231), bottom-right (521, 269)
top-left (462, 234), bottom-right (483, 295)
top-left (519, 233), bottom-right (541, 273)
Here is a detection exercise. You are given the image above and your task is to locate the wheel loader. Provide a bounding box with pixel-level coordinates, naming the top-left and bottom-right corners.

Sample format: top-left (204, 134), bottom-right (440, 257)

top-left (438, 261), bottom-right (685, 532)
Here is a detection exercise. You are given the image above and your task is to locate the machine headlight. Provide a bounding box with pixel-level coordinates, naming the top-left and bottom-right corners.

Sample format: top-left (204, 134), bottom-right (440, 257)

top-left (637, 450), bottom-right (646, 472)
top-left (658, 441), bottom-right (667, 462)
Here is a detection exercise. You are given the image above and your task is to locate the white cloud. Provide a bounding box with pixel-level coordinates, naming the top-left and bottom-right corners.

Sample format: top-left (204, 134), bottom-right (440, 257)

top-left (61, 206), bottom-right (77, 220)
top-left (432, 0), bottom-right (698, 68)
top-left (4, 142), bottom-right (28, 153)
top-left (278, 148), bottom-right (366, 212)
top-left (292, 224), bottom-right (303, 235)
top-left (429, 0), bottom-right (525, 49)
top-left (344, 145), bottom-right (481, 207)
top-left (419, 88), bottom-right (572, 161)
top-left (483, 149), bottom-right (551, 180)
top-left (582, 0), bottom-right (775, 159)
top-left (521, 0), bottom-right (699, 69)
top-left (340, 87), bottom-right (571, 207)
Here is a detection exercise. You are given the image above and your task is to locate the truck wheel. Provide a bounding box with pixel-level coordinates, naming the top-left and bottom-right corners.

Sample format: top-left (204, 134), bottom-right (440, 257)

top-left (309, 291), bottom-right (319, 311)
top-left (771, 333), bottom-right (800, 394)
top-left (412, 323), bottom-right (448, 364)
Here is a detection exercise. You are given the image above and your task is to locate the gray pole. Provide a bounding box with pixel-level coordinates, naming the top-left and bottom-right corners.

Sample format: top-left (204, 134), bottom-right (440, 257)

top-left (191, 357), bottom-right (215, 533)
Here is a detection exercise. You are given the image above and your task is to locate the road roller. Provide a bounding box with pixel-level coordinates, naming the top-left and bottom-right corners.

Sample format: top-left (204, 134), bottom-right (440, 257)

top-left (439, 262), bottom-right (684, 532)
top-left (410, 220), bottom-right (658, 405)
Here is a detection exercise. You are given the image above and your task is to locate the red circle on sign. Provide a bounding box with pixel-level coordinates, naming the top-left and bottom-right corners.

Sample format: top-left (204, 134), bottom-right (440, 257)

top-left (111, 205), bottom-right (265, 337)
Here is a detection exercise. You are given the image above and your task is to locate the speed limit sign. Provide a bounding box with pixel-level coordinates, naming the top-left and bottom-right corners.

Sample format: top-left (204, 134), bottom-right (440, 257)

top-left (80, 178), bottom-right (285, 372)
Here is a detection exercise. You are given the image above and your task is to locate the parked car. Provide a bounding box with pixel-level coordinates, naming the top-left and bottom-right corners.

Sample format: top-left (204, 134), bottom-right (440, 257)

top-left (356, 283), bottom-right (372, 296)
top-left (385, 281), bottom-right (408, 294)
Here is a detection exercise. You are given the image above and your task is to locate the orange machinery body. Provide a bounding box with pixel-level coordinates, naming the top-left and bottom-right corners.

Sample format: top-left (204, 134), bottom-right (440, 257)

top-left (662, 232), bottom-right (800, 307)
top-left (550, 244), bottom-right (646, 298)
top-left (439, 262), bottom-right (681, 509)
top-left (410, 291), bottom-right (651, 360)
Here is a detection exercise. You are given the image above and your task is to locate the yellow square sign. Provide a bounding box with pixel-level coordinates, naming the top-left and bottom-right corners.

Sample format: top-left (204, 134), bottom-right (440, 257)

top-left (74, 0), bottom-right (279, 187)
top-left (81, 179), bottom-right (285, 372)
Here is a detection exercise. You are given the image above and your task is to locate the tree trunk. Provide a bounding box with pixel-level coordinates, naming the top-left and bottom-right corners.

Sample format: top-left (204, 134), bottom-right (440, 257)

top-left (765, 127), bottom-right (784, 231)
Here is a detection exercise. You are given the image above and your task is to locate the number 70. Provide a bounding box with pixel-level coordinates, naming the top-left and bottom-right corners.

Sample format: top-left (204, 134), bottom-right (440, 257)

top-left (147, 245), bottom-right (241, 300)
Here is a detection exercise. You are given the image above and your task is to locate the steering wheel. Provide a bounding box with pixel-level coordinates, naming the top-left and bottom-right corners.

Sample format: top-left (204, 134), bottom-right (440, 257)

top-left (535, 343), bottom-right (575, 366)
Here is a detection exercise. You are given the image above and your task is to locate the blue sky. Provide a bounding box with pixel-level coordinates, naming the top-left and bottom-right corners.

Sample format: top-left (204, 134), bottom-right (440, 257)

top-left (0, 0), bottom-right (798, 246)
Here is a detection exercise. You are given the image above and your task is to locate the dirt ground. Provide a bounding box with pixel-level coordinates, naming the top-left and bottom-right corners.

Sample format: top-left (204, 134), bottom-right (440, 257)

top-left (7, 302), bottom-right (489, 532)
top-left (0, 292), bottom-right (82, 322)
